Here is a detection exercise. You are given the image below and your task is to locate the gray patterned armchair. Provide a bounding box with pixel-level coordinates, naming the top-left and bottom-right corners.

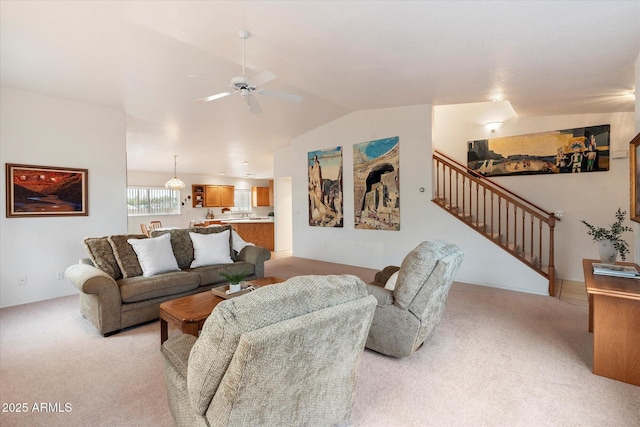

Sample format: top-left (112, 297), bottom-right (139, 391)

top-left (161, 274), bottom-right (376, 427)
top-left (364, 241), bottom-right (464, 357)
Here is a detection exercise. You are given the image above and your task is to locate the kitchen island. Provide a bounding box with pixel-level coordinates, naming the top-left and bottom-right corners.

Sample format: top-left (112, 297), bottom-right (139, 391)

top-left (220, 219), bottom-right (274, 251)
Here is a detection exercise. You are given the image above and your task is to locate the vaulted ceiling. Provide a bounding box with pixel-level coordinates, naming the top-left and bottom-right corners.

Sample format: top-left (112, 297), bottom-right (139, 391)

top-left (1, 1), bottom-right (638, 178)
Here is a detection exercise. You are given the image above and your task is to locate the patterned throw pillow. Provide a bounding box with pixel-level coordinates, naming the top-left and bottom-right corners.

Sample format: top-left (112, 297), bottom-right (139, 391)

top-left (83, 237), bottom-right (122, 280)
top-left (108, 234), bottom-right (147, 278)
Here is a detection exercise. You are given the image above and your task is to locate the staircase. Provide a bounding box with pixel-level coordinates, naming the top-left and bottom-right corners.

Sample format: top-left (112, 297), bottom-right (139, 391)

top-left (432, 150), bottom-right (559, 295)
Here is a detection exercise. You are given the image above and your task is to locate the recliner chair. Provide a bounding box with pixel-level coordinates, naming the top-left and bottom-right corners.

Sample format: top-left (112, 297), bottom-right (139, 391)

top-left (364, 240), bottom-right (464, 357)
top-left (161, 274), bottom-right (376, 427)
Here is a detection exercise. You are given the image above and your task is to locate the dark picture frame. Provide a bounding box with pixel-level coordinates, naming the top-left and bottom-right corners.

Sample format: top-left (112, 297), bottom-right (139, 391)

top-left (6, 163), bottom-right (88, 217)
top-left (629, 133), bottom-right (640, 223)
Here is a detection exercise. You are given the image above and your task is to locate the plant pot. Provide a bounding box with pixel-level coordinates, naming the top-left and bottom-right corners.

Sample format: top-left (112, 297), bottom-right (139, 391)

top-left (229, 283), bottom-right (242, 293)
top-left (597, 240), bottom-right (618, 264)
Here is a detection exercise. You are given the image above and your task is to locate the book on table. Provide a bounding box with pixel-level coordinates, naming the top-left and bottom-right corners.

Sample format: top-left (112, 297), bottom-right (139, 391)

top-left (592, 262), bottom-right (640, 278)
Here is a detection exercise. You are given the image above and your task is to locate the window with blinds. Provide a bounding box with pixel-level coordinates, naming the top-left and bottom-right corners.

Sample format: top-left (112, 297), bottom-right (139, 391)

top-left (231, 189), bottom-right (251, 213)
top-left (127, 187), bottom-right (181, 216)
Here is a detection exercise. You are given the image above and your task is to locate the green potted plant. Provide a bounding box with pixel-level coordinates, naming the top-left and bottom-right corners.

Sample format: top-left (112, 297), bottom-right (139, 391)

top-left (220, 270), bottom-right (249, 293)
top-left (580, 208), bottom-right (633, 263)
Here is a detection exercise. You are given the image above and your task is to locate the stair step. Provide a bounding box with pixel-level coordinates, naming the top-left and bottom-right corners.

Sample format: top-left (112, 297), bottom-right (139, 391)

top-left (505, 242), bottom-right (520, 254)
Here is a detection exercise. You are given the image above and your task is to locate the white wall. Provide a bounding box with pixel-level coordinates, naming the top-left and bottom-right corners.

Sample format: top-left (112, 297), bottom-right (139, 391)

top-left (434, 104), bottom-right (636, 282)
top-left (0, 87), bottom-right (127, 308)
top-left (285, 104), bottom-right (549, 295)
top-left (125, 171), bottom-right (272, 233)
top-left (274, 177), bottom-right (293, 251)
top-left (282, 103), bottom-right (636, 295)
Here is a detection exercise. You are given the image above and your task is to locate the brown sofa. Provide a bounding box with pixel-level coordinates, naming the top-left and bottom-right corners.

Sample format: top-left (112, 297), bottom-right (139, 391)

top-left (65, 225), bottom-right (271, 336)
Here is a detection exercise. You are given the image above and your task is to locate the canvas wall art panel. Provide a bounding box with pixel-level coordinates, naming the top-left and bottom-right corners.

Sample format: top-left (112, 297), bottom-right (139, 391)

top-left (308, 146), bottom-right (343, 227)
top-left (467, 124), bottom-right (610, 177)
top-left (353, 136), bottom-right (400, 231)
top-left (6, 163), bottom-right (88, 217)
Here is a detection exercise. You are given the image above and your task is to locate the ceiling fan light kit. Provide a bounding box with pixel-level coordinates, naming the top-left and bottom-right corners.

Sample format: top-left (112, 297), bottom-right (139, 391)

top-left (194, 30), bottom-right (302, 112)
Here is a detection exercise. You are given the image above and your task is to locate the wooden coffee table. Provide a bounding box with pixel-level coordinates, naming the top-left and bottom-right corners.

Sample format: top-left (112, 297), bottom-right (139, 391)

top-left (159, 276), bottom-right (285, 344)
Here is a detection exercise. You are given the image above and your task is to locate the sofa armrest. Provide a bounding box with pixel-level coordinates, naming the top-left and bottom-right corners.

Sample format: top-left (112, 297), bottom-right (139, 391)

top-left (65, 263), bottom-right (123, 336)
top-left (65, 263), bottom-right (119, 295)
top-left (365, 283), bottom-right (394, 307)
top-left (237, 246), bottom-right (271, 278)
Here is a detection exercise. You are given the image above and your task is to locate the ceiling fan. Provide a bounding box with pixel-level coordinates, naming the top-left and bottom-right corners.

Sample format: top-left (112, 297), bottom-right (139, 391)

top-left (195, 30), bottom-right (302, 113)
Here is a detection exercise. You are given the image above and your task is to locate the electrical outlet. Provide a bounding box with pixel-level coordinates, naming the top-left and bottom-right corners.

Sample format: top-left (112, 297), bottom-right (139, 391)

top-left (18, 276), bottom-right (27, 286)
top-left (56, 272), bottom-right (65, 280)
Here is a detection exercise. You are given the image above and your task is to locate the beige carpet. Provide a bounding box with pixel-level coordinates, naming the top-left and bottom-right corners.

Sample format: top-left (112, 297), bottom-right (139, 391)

top-left (0, 257), bottom-right (638, 426)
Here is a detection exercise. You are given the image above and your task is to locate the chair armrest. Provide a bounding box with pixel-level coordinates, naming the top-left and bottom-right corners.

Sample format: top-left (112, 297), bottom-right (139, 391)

top-left (162, 334), bottom-right (198, 380)
top-left (365, 283), bottom-right (394, 307)
top-left (237, 246), bottom-right (271, 278)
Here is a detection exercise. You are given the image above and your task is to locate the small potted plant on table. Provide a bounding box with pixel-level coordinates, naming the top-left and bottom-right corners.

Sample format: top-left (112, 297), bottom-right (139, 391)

top-left (580, 208), bottom-right (633, 264)
top-left (221, 270), bottom-right (249, 293)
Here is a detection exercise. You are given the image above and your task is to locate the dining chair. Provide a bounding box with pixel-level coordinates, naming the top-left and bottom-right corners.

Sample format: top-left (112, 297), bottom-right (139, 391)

top-left (140, 223), bottom-right (151, 237)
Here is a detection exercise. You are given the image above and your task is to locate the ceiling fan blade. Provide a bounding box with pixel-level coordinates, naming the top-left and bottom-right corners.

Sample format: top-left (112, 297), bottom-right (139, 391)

top-left (245, 93), bottom-right (262, 114)
top-left (258, 89), bottom-right (302, 103)
top-left (194, 91), bottom-right (232, 103)
top-left (249, 70), bottom-right (276, 87)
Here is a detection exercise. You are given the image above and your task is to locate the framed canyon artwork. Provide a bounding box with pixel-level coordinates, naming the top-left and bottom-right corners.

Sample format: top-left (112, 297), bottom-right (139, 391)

top-left (6, 163), bottom-right (88, 217)
top-left (353, 136), bottom-right (400, 231)
top-left (467, 124), bottom-right (610, 177)
top-left (308, 146), bottom-right (343, 227)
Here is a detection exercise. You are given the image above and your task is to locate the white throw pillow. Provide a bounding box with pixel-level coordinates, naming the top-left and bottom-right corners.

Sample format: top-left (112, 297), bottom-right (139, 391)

top-left (190, 230), bottom-right (233, 268)
top-left (127, 233), bottom-right (180, 277)
top-left (232, 229), bottom-right (254, 253)
top-left (384, 271), bottom-right (400, 291)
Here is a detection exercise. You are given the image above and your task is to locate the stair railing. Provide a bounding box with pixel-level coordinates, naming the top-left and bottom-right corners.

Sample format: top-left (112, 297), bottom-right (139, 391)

top-left (432, 150), bottom-right (559, 296)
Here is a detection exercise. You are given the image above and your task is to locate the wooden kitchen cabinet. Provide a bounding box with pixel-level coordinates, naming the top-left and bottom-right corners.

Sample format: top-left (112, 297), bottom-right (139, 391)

top-left (192, 185), bottom-right (234, 208)
top-left (231, 222), bottom-right (274, 251)
top-left (192, 185), bottom-right (205, 207)
top-left (252, 186), bottom-right (271, 207)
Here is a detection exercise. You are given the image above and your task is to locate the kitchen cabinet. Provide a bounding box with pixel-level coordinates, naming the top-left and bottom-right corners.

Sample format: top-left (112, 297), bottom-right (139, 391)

top-left (231, 222), bottom-right (274, 251)
top-left (192, 185), bottom-right (234, 208)
top-left (252, 186), bottom-right (271, 207)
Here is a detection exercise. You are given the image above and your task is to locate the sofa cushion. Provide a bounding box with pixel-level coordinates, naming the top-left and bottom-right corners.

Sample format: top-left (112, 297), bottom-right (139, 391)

top-left (128, 233), bottom-right (181, 277)
top-left (83, 236), bottom-right (122, 280)
top-left (152, 226), bottom-right (234, 269)
top-left (187, 261), bottom-right (255, 287)
top-left (190, 230), bottom-right (233, 268)
top-left (118, 271), bottom-right (200, 303)
top-left (108, 234), bottom-right (147, 278)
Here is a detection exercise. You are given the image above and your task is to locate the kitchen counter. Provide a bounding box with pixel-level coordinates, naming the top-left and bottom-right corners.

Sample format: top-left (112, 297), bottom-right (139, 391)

top-left (220, 218), bottom-right (274, 224)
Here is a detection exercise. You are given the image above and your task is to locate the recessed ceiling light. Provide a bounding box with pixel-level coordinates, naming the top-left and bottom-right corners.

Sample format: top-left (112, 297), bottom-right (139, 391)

top-left (220, 172), bottom-right (225, 175)
top-left (243, 161), bottom-right (249, 165)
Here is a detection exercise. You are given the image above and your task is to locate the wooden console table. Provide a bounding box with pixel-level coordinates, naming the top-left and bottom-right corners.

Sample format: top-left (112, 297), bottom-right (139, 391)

top-left (582, 259), bottom-right (640, 386)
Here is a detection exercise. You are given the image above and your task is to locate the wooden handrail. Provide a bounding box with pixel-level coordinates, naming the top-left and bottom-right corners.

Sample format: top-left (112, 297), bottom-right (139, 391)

top-left (434, 150), bottom-right (560, 222)
top-left (432, 151), bottom-right (557, 296)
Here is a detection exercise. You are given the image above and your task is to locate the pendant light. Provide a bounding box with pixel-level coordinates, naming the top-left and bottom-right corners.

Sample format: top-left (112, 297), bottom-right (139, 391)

top-left (165, 155), bottom-right (186, 189)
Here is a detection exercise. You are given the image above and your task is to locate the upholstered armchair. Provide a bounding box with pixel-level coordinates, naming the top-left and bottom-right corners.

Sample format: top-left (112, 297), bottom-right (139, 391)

top-left (365, 240), bottom-right (464, 358)
top-left (161, 274), bottom-right (376, 427)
